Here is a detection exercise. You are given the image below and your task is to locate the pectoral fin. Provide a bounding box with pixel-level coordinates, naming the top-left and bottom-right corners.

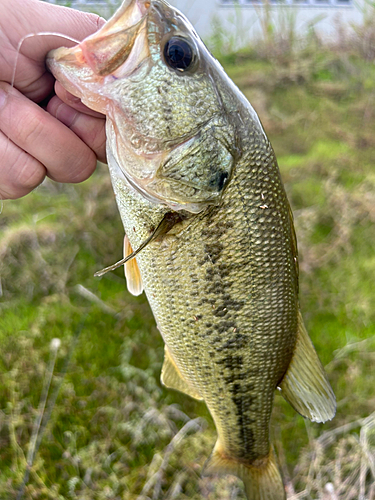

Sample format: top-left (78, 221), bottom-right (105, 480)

top-left (278, 311), bottom-right (336, 423)
top-left (123, 235), bottom-right (143, 296)
top-left (161, 345), bottom-right (203, 401)
top-left (94, 212), bottom-right (182, 277)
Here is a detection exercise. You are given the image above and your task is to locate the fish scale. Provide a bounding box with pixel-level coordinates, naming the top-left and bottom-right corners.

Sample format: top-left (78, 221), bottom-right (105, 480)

top-left (47, 0), bottom-right (336, 497)
top-left (107, 120), bottom-right (298, 464)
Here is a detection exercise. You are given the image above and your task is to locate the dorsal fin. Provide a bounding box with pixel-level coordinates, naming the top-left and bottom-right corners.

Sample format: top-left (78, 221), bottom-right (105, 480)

top-left (278, 311), bottom-right (336, 423)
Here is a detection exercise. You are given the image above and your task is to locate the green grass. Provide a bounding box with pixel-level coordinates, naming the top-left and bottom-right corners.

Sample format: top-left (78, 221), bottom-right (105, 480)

top-left (1, 33), bottom-right (375, 500)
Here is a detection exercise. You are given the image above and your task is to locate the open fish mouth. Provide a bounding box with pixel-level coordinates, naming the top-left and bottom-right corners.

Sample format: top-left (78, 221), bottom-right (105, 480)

top-left (46, 0), bottom-right (152, 111)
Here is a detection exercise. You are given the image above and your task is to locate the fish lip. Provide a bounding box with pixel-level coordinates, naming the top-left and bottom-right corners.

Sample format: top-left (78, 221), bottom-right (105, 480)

top-left (46, 0), bottom-right (151, 87)
top-left (46, 45), bottom-right (88, 101)
top-left (80, 0), bottom-right (151, 77)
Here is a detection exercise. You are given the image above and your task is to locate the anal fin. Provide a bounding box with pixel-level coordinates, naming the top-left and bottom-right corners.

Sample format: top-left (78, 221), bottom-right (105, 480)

top-left (278, 311), bottom-right (336, 423)
top-left (124, 235), bottom-right (143, 296)
top-left (161, 345), bottom-right (203, 401)
top-left (204, 441), bottom-right (285, 500)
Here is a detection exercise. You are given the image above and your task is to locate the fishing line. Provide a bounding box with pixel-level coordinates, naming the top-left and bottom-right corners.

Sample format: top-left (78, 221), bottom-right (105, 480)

top-left (12, 31), bottom-right (80, 89)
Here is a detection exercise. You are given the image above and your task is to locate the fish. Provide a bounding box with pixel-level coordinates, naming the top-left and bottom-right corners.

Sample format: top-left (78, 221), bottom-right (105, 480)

top-left (46, 1), bottom-right (336, 498)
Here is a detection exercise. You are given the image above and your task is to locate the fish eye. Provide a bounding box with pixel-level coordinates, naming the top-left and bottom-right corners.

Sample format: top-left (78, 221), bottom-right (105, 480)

top-left (163, 37), bottom-right (195, 72)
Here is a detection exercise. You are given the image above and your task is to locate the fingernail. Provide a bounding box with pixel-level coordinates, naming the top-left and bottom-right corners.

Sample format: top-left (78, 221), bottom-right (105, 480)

top-left (0, 89), bottom-right (7, 110)
top-left (55, 102), bottom-right (78, 127)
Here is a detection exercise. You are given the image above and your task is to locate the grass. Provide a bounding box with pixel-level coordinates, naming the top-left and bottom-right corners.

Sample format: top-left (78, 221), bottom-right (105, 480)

top-left (1, 14), bottom-right (375, 500)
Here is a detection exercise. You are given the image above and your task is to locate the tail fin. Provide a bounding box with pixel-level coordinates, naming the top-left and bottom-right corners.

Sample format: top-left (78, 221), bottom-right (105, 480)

top-left (204, 441), bottom-right (285, 500)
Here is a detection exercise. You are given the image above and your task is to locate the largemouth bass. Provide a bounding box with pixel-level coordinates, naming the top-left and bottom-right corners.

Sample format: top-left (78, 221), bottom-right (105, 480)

top-left (47, 1), bottom-right (336, 498)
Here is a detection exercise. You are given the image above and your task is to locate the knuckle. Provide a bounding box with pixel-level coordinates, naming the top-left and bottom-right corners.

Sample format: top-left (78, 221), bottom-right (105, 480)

top-left (0, 140), bottom-right (45, 199)
top-left (0, 86), bottom-right (48, 147)
top-left (16, 111), bottom-right (47, 146)
top-left (13, 154), bottom-right (45, 193)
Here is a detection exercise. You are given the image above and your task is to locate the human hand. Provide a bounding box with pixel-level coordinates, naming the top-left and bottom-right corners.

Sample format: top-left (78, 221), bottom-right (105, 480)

top-left (0, 0), bottom-right (107, 200)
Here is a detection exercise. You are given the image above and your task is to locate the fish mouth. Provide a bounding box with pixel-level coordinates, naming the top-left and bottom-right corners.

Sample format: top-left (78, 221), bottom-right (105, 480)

top-left (47, 0), bottom-right (230, 214)
top-left (46, 0), bottom-right (152, 111)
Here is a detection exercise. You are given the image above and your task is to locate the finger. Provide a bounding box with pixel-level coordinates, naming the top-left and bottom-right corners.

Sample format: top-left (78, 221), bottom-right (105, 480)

top-left (55, 82), bottom-right (105, 119)
top-left (47, 95), bottom-right (107, 163)
top-left (22, 71), bottom-right (56, 103)
top-left (1, 0), bottom-right (106, 98)
top-left (0, 130), bottom-right (46, 199)
top-left (0, 82), bottom-right (97, 184)
top-left (7, 0), bottom-right (105, 61)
